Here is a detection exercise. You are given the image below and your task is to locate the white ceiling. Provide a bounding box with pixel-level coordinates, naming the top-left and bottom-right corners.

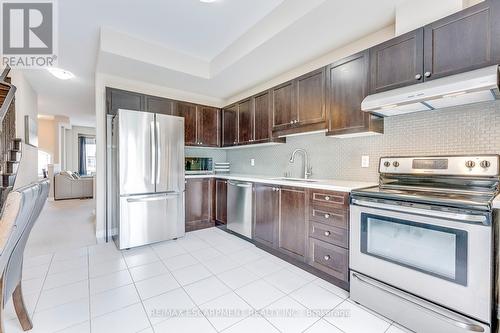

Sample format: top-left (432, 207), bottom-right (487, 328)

top-left (25, 0), bottom-right (408, 127)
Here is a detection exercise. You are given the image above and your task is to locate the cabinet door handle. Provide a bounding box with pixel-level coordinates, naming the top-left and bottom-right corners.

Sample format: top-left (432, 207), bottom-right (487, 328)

top-left (424, 71), bottom-right (431, 78)
top-left (324, 231), bottom-right (331, 236)
top-left (324, 196), bottom-right (330, 201)
top-left (415, 74), bottom-right (422, 80)
top-left (323, 255), bottom-right (331, 261)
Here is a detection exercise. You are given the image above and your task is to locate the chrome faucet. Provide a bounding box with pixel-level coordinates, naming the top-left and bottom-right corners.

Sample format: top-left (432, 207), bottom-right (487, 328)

top-left (289, 148), bottom-right (312, 179)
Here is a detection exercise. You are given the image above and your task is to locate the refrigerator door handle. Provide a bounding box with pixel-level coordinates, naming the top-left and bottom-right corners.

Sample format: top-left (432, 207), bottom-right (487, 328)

top-left (150, 121), bottom-right (155, 185)
top-left (156, 121), bottom-right (161, 185)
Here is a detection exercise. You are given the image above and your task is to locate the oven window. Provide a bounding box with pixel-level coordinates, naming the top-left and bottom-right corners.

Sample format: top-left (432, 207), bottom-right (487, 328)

top-left (360, 213), bottom-right (467, 285)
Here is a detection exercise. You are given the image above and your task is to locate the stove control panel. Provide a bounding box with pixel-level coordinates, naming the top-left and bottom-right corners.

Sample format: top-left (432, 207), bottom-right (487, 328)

top-left (379, 155), bottom-right (500, 176)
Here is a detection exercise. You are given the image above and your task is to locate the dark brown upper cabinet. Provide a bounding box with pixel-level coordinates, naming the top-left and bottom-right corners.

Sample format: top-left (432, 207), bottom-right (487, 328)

top-left (271, 80), bottom-right (295, 131)
top-left (237, 99), bottom-right (253, 144)
top-left (222, 105), bottom-right (238, 147)
top-left (197, 106), bottom-right (220, 147)
top-left (146, 96), bottom-right (173, 115)
top-left (278, 187), bottom-right (308, 261)
top-left (253, 90), bottom-right (271, 142)
top-left (327, 51), bottom-right (383, 137)
top-left (271, 68), bottom-right (327, 135)
top-left (423, 0), bottom-right (500, 81)
top-left (221, 92), bottom-right (285, 147)
top-left (253, 183), bottom-right (279, 248)
top-left (107, 88), bottom-right (145, 114)
top-left (174, 102), bottom-right (198, 146)
top-left (296, 67), bottom-right (326, 127)
top-left (369, 28), bottom-right (424, 94)
top-left (174, 103), bottom-right (220, 147)
top-left (370, 1), bottom-right (500, 92)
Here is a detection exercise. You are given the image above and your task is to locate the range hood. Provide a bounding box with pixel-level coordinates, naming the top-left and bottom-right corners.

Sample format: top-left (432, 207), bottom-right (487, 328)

top-left (361, 65), bottom-right (500, 117)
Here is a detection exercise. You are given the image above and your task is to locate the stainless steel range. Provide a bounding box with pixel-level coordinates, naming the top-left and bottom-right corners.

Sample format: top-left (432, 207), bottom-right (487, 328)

top-left (350, 155), bottom-right (499, 333)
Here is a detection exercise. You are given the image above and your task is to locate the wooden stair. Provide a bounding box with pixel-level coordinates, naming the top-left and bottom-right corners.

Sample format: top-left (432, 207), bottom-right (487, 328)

top-left (0, 66), bottom-right (20, 209)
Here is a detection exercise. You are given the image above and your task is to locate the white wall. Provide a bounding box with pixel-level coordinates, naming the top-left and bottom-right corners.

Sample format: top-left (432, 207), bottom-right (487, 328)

top-left (38, 118), bottom-right (57, 158)
top-left (10, 71), bottom-right (39, 188)
top-left (65, 125), bottom-right (95, 172)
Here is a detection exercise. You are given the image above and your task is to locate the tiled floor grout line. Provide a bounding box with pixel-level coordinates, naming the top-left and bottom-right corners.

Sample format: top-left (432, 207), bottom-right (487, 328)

top-left (145, 252), bottom-right (220, 333)
top-left (202, 249), bottom-right (317, 333)
top-left (87, 250), bottom-right (145, 328)
top-left (128, 267), bottom-right (155, 333)
top-left (143, 232), bottom-right (282, 332)
top-left (29, 253), bottom-right (54, 319)
top-left (86, 248), bottom-right (92, 333)
top-left (23, 227), bottom-right (397, 333)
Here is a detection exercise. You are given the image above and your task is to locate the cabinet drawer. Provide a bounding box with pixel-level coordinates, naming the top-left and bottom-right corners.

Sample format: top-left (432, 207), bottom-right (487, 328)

top-left (308, 238), bottom-right (348, 282)
top-left (310, 190), bottom-right (348, 208)
top-left (309, 205), bottom-right (348, 229)
top-left (309, 222), bottom-right (348, 248)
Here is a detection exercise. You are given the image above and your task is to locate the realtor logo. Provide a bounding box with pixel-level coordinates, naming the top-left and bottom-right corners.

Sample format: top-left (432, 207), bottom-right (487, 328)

top-left (1, 0), bottom-right (57, 68)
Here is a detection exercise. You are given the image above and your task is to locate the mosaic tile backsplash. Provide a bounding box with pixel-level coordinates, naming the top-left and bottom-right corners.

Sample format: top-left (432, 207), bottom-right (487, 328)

top-left (226, 101), bottom-right (500, 182)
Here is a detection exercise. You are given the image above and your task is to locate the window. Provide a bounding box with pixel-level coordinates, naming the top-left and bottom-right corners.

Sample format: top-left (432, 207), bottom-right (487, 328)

top-left (78, 136), bottom-right (96, 176)
top-left (38, 150), bottom-right (51, 177)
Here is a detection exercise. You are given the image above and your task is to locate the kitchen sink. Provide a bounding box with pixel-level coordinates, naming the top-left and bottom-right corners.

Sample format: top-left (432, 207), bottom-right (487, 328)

top-left (270, 177), bottom-right (319, 183)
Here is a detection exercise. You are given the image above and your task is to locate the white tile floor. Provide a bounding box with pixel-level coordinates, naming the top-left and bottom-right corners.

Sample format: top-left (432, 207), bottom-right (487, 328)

top-left (7, 226), bottom-right (413, 333)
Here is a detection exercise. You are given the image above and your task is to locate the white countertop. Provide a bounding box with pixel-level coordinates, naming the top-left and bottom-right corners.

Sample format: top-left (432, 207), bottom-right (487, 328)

top-left (185, 173), bottom-right (376, 193)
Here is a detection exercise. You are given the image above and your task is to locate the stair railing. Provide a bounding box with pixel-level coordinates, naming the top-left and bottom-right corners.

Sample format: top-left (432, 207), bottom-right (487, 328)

top-left (0, 65), bottom-right (16, 125)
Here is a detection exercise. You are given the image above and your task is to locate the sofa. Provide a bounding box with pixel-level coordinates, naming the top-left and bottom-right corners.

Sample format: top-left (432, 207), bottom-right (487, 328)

top-left (54, 171), bottom-right (94, 200)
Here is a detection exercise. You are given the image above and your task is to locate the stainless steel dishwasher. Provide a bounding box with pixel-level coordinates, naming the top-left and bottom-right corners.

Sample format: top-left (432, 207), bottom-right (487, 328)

top-left (227, 180), bottom-right (253, 238)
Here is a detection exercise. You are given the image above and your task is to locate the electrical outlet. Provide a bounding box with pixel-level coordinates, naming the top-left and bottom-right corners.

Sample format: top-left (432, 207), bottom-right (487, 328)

top-left (250, 158), bottom-right (255, 166)
top-left (361, 155), bottom-right (370, 168)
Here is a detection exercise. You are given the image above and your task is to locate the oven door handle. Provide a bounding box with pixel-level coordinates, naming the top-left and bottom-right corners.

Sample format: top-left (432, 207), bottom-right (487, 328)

top-left (351, 198), bottom-right (488, 225)
top-left (352, 273), bottom-right (485, 332)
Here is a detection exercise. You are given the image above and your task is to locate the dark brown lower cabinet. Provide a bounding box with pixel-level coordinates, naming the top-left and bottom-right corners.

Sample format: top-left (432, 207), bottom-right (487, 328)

top-left (253, 184), bottom-right (279, 247)
top-left (215, 179), bottom-right (227, 224)
top-left (185, 178), bottom-right (214, 231)
top-left (307, 189), bottom-right (350, 288)
top-left (308, 238), bottom-right (348, 282)
top-left (278, 187), bottom-right (307, 261)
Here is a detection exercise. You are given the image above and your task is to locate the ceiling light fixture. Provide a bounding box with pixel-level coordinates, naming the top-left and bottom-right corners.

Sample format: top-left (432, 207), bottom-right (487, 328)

top-left (200, 0), bottom-right (217, 3)
top-left (47, 67), bottom-right (75, 80)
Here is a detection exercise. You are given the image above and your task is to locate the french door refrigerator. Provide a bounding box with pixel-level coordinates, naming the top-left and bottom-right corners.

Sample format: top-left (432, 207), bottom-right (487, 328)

top-left (112, 109), bottom-right (185, 249)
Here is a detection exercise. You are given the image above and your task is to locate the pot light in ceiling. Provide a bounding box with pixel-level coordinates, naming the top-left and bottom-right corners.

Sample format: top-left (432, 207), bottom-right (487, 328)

top-left (200, 0), bottom-right (217, 3)
top-left (47, 67), bottom-right (75, 80)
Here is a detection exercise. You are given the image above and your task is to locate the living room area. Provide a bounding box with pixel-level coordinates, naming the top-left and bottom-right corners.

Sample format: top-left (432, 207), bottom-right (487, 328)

top-left (30, 114), bottom-right (98, 255)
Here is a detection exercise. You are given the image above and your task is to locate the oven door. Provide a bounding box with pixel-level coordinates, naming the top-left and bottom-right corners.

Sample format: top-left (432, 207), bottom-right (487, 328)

top-left (350, 198), bottom-right (492, 323)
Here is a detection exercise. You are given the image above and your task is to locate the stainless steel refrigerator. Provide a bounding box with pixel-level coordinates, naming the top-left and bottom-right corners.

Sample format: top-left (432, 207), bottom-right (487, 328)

top-left (109, 109), bottom-right (185, 249)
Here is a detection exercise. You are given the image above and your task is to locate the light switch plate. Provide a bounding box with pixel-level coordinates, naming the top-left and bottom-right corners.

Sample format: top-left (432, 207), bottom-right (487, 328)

top-left (250, 158), bottom-right (255, 166)
top-left (361, 155), bottom-right (370, 168)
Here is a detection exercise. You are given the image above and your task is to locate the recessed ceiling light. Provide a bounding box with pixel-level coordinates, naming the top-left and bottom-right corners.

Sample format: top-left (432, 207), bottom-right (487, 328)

top-left (200, 0), bottom-right (217, 3)
top-left (47, 67), bottom-right (75, 80)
